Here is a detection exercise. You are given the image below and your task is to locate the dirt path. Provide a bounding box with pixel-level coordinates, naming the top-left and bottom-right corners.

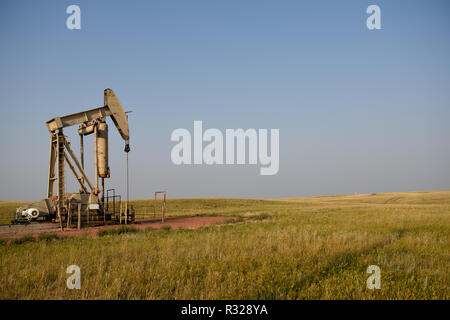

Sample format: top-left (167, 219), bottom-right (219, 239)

top-left (0, 216), bottom-right (233, 239)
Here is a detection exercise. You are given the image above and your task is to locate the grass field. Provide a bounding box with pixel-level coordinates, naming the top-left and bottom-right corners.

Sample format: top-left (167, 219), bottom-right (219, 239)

top-left (0, 191), bottom-right (449, 299)
top-left (0, 201), bottom-right (28, 224)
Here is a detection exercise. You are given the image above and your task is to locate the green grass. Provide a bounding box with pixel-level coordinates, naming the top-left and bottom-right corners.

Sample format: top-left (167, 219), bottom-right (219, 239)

top-left (97, 226), bottom-right (139, 237)
top-left (10, 235), bottom-right (36, 245)
top-left (131, 198), bottom-right (283, 219)
top-left (160, 225), bottom-right (172, 232)
top-left (0, 191), bottom-right (449, 299)
top-left (38, 233), bottom-right (60, 242)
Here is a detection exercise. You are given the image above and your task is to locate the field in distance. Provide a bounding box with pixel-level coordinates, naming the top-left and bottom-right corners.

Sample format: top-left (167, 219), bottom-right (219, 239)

top-left (0, 190), bottom-right (449, 299)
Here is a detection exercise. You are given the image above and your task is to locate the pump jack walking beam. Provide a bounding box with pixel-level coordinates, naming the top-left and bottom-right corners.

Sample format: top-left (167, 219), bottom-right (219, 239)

top-left (46, 89), bottom-right (129, 141)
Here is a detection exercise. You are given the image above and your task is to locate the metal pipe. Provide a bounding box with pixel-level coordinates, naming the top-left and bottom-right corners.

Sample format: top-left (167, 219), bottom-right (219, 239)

top-left (125, 151), bottom-right (128, 225)
top-left (94, 123), bottom-right (98, 194)
top-left (101, 178), bottom-right (105, 204)
top-left (80, 133), bottom-right (84, 185)
top-left (77, 203), bottom-right (81, 230)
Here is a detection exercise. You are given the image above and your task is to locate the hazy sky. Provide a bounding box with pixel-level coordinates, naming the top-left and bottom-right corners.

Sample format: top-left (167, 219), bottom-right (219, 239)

top-left (1, 0), bottom-right (449, 200)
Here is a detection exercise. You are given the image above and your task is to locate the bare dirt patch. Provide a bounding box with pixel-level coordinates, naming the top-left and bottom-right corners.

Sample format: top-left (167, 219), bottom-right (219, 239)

top-left (0, 216), bottom-right (235, 240)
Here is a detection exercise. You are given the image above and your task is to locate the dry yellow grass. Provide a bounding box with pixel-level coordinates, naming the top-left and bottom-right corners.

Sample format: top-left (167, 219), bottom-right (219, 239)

top-left (0, 191), bottom-right (449, 299)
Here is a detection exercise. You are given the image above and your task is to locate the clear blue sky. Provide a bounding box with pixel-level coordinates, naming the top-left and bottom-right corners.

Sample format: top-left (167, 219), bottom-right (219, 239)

top-left (1, 0), bottom-right (449, 200)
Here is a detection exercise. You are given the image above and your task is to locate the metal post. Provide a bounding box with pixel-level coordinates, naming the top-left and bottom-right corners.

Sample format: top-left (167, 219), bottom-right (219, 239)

top-left (47, 134), bottom-right (57, 198)
top-left (154, 192), bottom-right (157, 218)
top-left (67, 202), bottom-right (71, 229)
top-left (77, 203), bottom-right (81, 230)
top-left (57, 130), bottom-right (65, 232)
top-left (103, 188), bottom-right (106, 225)
top-left (163, 192), bottom-right (166, 223)
top-left (119, 201), bottom-right (122, 225)
top-left (94, 124), bottom-right (98, 194)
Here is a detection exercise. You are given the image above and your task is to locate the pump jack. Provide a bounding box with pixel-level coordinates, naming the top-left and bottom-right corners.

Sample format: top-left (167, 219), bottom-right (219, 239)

top-left (15, 89), bottom-right (134, 229)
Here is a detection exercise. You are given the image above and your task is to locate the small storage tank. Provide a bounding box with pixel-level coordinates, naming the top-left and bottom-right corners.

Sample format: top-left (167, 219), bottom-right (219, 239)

top-left (96, 122), bottom-right (109, 177)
